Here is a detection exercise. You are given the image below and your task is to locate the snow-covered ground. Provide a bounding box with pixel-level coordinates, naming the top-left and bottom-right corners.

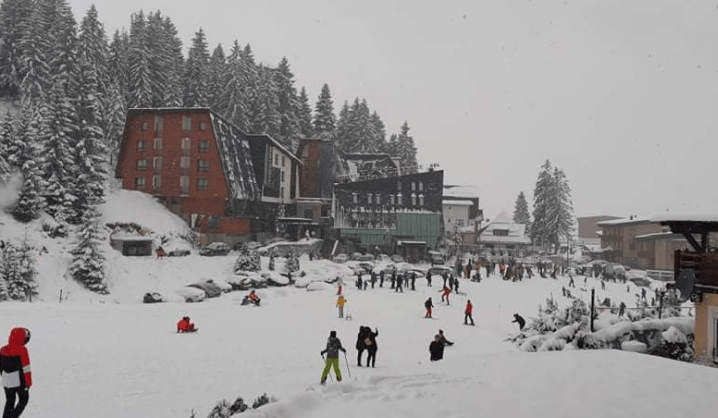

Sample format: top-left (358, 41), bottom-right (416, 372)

top-left (1, 187), bottom-right (717, 417)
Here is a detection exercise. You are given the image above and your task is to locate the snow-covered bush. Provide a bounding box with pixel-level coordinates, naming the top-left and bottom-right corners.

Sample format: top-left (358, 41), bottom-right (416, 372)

top-left (198, 394), bottom-right (273, 417)
top-left (651, 326), bottom-right (694, 362)
top-left (252, 393), bottom-right (276, 409)
top-left (234, 251), bottom-right (261, 273)
top-left (42, 216), bottom-right (67, 238)
top-left (268, 251), bottom-right (276, 271)
top-left (285, 250), bottom-right (299, 273)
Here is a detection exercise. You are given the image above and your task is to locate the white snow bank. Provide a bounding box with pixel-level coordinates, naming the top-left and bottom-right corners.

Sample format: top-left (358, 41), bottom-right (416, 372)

top-left (592, 317), bottom-right (694, 341)
top-left (621, 340), bottom-right (647, 353)
top-left (306, 282), bottom-right (333, 292)
top-left (662, 326), bottom-right (688, 344)
top-left (100, 189), bottom-right (192, 237)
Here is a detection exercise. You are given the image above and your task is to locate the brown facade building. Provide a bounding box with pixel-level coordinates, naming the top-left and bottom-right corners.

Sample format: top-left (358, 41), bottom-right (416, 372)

top-left (115, 108), bottom-right (300, 242)
top-left (577, 215), bottom-right (620, 245)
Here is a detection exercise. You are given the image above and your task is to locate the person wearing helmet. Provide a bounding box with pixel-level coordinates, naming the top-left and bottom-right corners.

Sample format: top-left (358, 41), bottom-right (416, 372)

top-left (1, 327), bottom-right (32, 418)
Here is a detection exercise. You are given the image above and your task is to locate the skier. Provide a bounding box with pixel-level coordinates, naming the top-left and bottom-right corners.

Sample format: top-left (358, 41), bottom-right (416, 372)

top-left (512, 313), bottom-right (526, 331)
top-left (426, 270), bottom-right (432, 287)
top-left (568, 275), bottom-right (575, 288)
top-left (336, 295), bottom-right (347, 319)
top-left (454, 275), bottom-right (460, 293)
top-left (1, 327), bottom-right (32, 418)
top-left (619, 302), bottom-right (626, 318)
top-left (440, 286), bottom-right (451, 305)
top-left (464, 300), bottom-right (474, 325)
top-left (429, 334), bottom-right (444, 361)
top-left (425, 297), bottom-right (434, 318)
top-left (438, 329), bottom-right (454, 346)
top-left (320, 331), bottom-right (347, 384)
top-left (177, 316), bottom-right (197, 333)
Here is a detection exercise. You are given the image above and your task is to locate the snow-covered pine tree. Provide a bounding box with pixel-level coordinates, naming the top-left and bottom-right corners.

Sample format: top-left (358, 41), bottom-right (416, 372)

top-left (183, 28), bottom-right (210, 107)
top-left (0, 0), bottom-right (34, 98)
top-left (206, 44), bottom-right (227, 111)
top-left (344, 98), bottom-right (377, 153)
top-left (285, 250), bottom-right (299, 273)
top-left (158, 15), bottom-right (185, 107)
top-left (297, 87), bottom-right (313, 139)
top-left (392, 121), bottom-right (418, 174)
top-left (218, 40), bottom-right (250, 130)
top-left (370, 111), bottom-right (387, 152)
top-left (18, 0), bottom-right (54, 107)
top-left (513, 191), bottom-right (531, 236)
top-left (1, 243), bottom-right (23, 300)
top-left (531, 160), bottom-right (553, 249)
top-left (128, 12), bottom-right (153, 108)
top-left (15, 232), bottom-right (38, 300)
top-left (69, 208), bottom-right (108, 294)
top-left (145, 11), bottom-right (182, 107)
top-left (233, 249), bottom-right (260, 273)
top-left (0, 113), bottom-right (12, 177)
top-left (108, 30), bottom-right (130, 103)
top-left (274, 57), bottom-right (301, 151)
top-left (334, 100), bottom-right (350, 148)
top-left (313, 83), bottom-right (336, 140)
top-left (549, 167), bottom-right (574, 249)
top-left (11, 150), bottom-right (44, 222)
top-left (249, 64), bottom-right (280, 138)
top-left (0, 273), bottom-right (8, 301)
top-left (268, 251), bottom-right (275, 271)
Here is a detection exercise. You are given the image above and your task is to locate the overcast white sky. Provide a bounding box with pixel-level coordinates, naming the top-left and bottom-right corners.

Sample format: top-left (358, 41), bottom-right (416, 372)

top-left (68, 0), bottom-right (718, 220)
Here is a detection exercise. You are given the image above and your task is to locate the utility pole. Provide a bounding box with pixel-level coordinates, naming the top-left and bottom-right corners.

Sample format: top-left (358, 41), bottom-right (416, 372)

top-left (590, 288), bottom-right (595, 332)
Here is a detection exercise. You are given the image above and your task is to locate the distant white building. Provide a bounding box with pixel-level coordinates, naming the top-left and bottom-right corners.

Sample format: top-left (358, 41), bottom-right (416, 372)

top-left (478, 211), bottom-right (531, 257)
top-left (442, 185), bottom-right (483, 251)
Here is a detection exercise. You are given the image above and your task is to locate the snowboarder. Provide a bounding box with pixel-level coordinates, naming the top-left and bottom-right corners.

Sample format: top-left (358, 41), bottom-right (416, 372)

top-left (177, 316), bottom-right (196, 333)
top-left (464, 300), bottom-right (474, 325)
top-left (512, 313), bottom-right (526, 331)
top-left (1, 327), bottom-right (32, 418)
top-left (619, 302), bottom-right (626, 318)
top-left (425, 297), bottom-right (434, 318)
top-left (429, 334), bottom-right (444, 361)
top-left (336, 295), bottom-right (347, 319)
top-left (320, 331), bottom-right (347, 384)
top-left (438, 329), bottom-right (454, 346)
top-left (440, 286), bottom-right (451, 305)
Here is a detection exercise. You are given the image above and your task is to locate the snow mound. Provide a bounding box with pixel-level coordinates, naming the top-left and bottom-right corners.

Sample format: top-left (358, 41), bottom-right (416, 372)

top-left (306, 282), bottom-right (333, 292)
top-left (621, 341), bottom-right (647, 353)
top-left (100, 189), bottom-right (192, 237)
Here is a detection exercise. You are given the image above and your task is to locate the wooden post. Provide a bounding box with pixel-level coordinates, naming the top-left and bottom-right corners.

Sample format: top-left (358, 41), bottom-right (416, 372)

top-left (590, 288), bottom-right (595, 332)
top-left (658, 291), bottom-right (664, 319)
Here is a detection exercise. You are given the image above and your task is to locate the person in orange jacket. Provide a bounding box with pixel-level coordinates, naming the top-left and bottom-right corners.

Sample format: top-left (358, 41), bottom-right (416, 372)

top-left (177, 316), bottom-right (197, 333)
top-left (247, 290), bottom-right (261, 306)
top-left (464, 300), bottom-right (474, 325)
top-left (336, 295), bottom-right (347, 318)
top-left (1, 327), bottom-right (32, 418)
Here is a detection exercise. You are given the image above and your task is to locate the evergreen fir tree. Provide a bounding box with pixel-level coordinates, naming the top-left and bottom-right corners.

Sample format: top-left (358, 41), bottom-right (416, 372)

top-left (128, 11), bottom-right (152, 108)
top-left (370, 111), bottom-right (387, 152)
top-left (392, 121), bottom-right (418, 173)
top-left (183, 28), bottom-right (210, 107)
top-left (0, 113), bottom-right (12, 177)
top-left (11, 150), bottom-right (44, 222)
top-left (0, 0), bottom-right (34, 98)
top-left (513, 191), bottom-right (531, 235)
top-left (249, 64), bottom-right (280, 138)
top-left (218, 40), bottom-right (250, 130)
top-left (532, 160), bottom-right (553, 247)
top-left (15, 233), bottom-right (38, 300)
top-left (19, 0), bottom-right (53, 106)
top-left (273, 57), bottom-right (301, 151)
top-left (1, 243), bottom-right (23, 300)
top-left (345, 98), bottom-right (377, 153)
top-left (233, 250), bottom-right (260, 273)
top-left (334, 100), bottom-right (350, 147)
top-left (161, 15), bottom-right (185, 107)
top-left (69, 208), bottom-right (108, 294)
top-left (285, 251), bottom-right (299, 273)
top-left (297, 87), bottom-right (313, 139)
top-left (207, 44), bottom-right (226, 111)
top-left (313, 83), bottom-right (336, 139)
top-left (0, 272), bottom-right (8, 301)
top-left (547, 167), bottom-right (574, 249)
top-left (108, 30), bottom-right (130, 104)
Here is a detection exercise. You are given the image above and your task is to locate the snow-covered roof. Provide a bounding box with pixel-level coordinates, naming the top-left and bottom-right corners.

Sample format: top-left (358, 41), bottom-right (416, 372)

top-left (210, 113), bottom-right (260, 201)
top-left (246, 133), bottom-right (302, 163)
top-left (650, 213), bottom-right (718, 223)
top-left (397, 240), bottom-right (427, 245)
top-left (634, 232), bottom-right (684, 241)
top-left (479, 213), bottom-right (531, 245)
top-left (443, 184), bottom-right (479, 198)
top-left (110, 235), bottom-right (154, 242)
top-left (443, 200), bottom-right (473, 206)
top-left (596, 217), bottom-right (652, 226)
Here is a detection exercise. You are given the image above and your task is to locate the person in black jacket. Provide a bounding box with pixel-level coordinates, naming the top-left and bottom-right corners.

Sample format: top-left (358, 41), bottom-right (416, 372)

top-left (320, 331), bottom-right (347, 384)
top-left (438, 329), bottom-right (453, 346)
top-left (365, 328), bottom-right (378, 368)
top-left (429, 334), bottom-right (444, 361)
top-left (512, 313), bottom-right (526, 331)
top-left (424, 297), bottom-right (433, 318)
top-left (356, 326), bottom-right (371, 366)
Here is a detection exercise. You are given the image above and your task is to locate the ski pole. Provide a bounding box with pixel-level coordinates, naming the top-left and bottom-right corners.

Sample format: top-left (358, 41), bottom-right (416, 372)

top-left (343, 351), bottom-right (352, 378)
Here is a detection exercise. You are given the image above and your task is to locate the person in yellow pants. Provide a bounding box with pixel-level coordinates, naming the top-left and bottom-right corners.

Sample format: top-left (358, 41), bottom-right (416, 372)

top-left (320, 330), bottom-right (347, 384)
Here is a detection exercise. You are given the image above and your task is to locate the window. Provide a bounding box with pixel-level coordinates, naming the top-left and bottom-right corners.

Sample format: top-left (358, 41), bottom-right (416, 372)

top-left (282, 155), bottom-right (285, 166)
top-left (412, 182), bottom-right (416, 191)
top-left (197, 178), bottom-right (209, 191)
top-left (280, 186), bottom-right (284, 197)
top-left (140, 121), bottom-right (149, 131)
top-left (182, 116), bottom-right (191, 131)
top-left (136, 159), bottom-right (147, 171)
top-left (198, 160), bottom-right (209, 172)
top-left (368, 193), bottom-right (373, 204)
top-left (199, 121), bottom-right (207, 131)
top-left (153, 157), bottom-right (162, 170)
top-left (180, 176), bottom-right (190, 194)
top-left (180, 157), bottom-right (190, 169)
top-left (134, 177), bottom-right (146, 190)
top-left (199, 140), bottom-right (209, 153)
top-left (376, 194), bottom-right (381, 205)
top-left (281, 170), bottom-right (285, 183)
top-left (411, 193), bottom-right (416, 206)
top-left (397, 193), bottom-right (402, 205)
top-left (304, 209), bottom-right (313, 219)
top-left (154, 137), bottom-right (162, 150)
top-left (181, 137), bottom-right (191, 150)
top-left (353, 193), bottom-right (358, 204)
top-left (419, 181), bottom-right (423, 191)
top-left (397, 181), bottom-right (402, 191)
top-left (137, 140), bottom-right (147, 152)
top-left (154, 116), bottom-right (163, 132)
top-left (390, 194), bottom-right (395, 205)
top-left (152, 175), bottom-right (161, 189)
top-left (274, 154), bottom-right (279, 166)
top-left (419, 194), bottom-right (424, 206)
top-left (493, 229), bottom-right (509, 236)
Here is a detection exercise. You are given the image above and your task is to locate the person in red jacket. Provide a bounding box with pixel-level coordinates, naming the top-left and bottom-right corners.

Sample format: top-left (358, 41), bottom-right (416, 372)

top-left (464, 300), bottom-right (474, 325)
top-left (1, 327), bottom-right (32, 418)
top-left (440, 286), bottom-right (451, 305)
top-left (177, 317), bottom-right (197, 333)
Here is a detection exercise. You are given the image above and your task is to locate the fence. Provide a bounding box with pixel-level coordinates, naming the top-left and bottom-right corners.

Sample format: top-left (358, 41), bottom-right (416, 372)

top-left (646, 270), bottom-right (674, 282)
